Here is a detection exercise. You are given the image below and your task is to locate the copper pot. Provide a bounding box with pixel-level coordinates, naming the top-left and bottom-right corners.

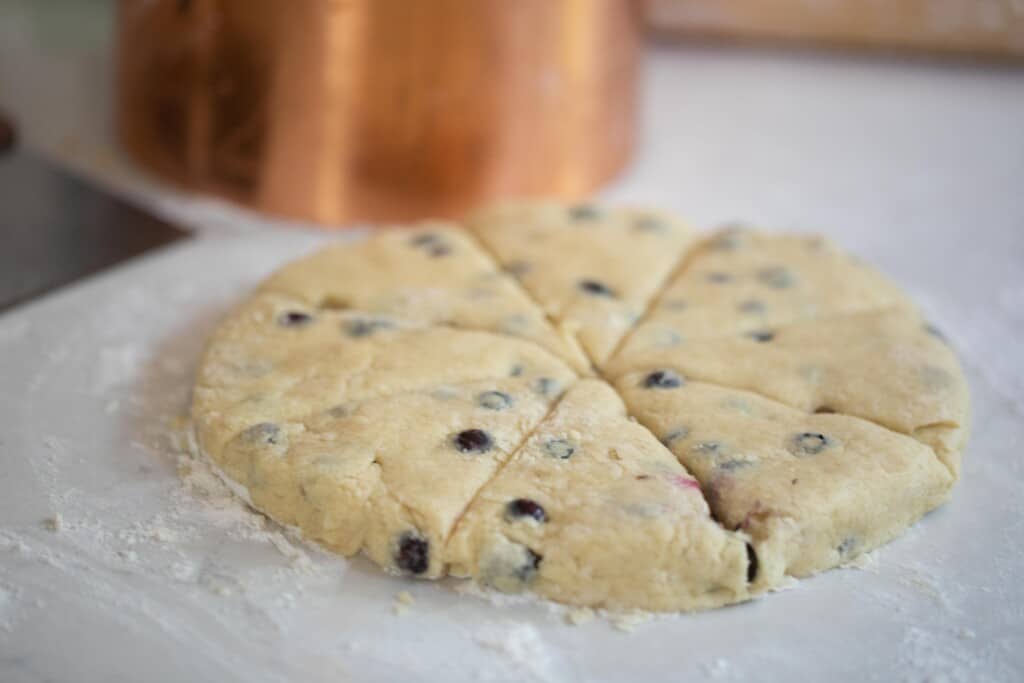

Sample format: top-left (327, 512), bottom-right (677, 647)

top-left (117, 0), bottom-right (641, 226)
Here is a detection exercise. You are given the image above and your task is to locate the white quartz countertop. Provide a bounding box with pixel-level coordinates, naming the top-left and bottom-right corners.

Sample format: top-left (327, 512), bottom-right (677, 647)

top-left (1, 3), bottom-right (1023, 681)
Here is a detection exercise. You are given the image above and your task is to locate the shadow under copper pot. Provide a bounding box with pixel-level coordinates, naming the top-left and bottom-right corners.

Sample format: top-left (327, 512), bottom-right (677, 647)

top-left (117, 0), bottom-right (641, 226)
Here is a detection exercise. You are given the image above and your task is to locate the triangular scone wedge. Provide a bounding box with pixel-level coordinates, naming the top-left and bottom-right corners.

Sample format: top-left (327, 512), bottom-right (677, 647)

top-left (258, 225), bottom-right (589, 372)
top-left (607, 309), bottom-right (969, 477)
top-left (467, 201), bottom-right (699, 367)
top-left (612, 229), bottom-right (913, 360)
top-left (446, 380), bottom-right (753, 612)
top-left (194, 291), bottom-right (577, 459)
top-left (616, 372), bottom-right (954, 587)
top-left (208, 375), bottom-right (573, 579)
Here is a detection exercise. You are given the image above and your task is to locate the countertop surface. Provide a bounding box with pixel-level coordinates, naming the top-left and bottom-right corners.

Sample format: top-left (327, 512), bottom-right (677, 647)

top-left (1, 2), bottom-right (1023, 682)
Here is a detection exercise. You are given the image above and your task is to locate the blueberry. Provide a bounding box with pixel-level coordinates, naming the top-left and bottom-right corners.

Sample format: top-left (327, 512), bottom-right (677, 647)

top-left (480, 542), bottom-right (543, 591)
top-left (277, 310), bottom-right (314, 327)
top-left (705, 272), bottom-right (733, 284)
top-left (343, 318), bottom-right (392, 337)
top-left (746, 543), bottom-right (759, 582)
top-left (737, 299), bottom-right (765, 314)
top-left (477, 391), bottom-right (514, 411)
top-left (241, 422), bottom-right (281, 445)
top-left (505, 498), bottom-right (547, 523)
top-left (643, 369), bottom-right (683, 389)
top-left (543, 438), bottom-right (575, 460)
top-left (579, 279), bottom-right (616, 297)
top-left (453, 429), bottom-right (493, 454)
top-left (756, 266), bottom-right (795, 289)
top-left (746, 330), bottom-right (774, 343)
top-left (395, 532), bottom-right (429, 575)
top-left (788, 432), bottom-right (833, 456)
top-left (569, 204), bottom-right (601, 221)
top-left (661, 426), bottom-right (689, 446)
top-left (533, 377), bottom-right (558, 396)
top-left (718, 459), bottom-right (752, 471)
top-left (509, 364), bottom-right (525, 377)
top-left (837, 537), bottom-right (857, 556)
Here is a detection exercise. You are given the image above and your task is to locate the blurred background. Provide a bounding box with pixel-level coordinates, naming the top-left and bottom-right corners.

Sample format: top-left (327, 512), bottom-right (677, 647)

top-left (1, 0), bottom-right (1022, 233)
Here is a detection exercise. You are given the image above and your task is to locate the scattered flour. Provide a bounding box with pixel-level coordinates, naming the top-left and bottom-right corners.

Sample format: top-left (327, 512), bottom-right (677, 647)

top-left (474, 622), bottom-right (558, 683)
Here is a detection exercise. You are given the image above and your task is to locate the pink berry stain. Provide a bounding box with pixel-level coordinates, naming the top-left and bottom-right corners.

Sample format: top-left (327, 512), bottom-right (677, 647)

top-left (671, 475), bottom-right (701, 492)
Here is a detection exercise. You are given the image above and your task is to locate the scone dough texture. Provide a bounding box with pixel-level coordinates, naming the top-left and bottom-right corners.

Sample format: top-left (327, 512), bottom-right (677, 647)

top-left (193, 203), bottom-right (969, 612)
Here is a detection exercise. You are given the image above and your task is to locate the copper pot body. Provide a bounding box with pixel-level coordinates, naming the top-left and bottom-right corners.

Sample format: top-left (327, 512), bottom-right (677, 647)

top-left (116, 0), bottom-right (641, 226)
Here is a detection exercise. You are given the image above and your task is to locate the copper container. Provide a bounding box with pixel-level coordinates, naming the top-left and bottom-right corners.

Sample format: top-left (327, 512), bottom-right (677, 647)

top-left (117, 0), bottom-right (641, 225)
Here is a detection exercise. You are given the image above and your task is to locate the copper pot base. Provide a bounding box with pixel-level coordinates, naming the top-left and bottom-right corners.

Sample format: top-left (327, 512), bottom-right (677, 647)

top-left (117, 0), bottom-right (641, 226)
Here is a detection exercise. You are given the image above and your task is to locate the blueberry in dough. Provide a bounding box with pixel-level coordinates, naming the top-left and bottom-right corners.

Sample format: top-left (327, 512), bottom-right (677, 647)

top-left (453, 429), bottom-right (494, 454)
top-left (505, 498), bottom-right (548, 523)
top-left (643, 369), bottom-right (684, 389)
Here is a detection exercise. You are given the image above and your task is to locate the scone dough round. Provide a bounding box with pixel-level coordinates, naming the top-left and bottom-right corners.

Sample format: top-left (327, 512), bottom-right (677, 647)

top-left (193, 206), bottom-right (969, 612)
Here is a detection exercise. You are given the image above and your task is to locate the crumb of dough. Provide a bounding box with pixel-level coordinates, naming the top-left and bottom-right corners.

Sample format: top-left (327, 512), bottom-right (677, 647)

top-left (565, 607), bottom-right (595, 626)
top-left (611, 612), bottom-right (650, 632)
top-left (393, 590), bottom-right (415, 616)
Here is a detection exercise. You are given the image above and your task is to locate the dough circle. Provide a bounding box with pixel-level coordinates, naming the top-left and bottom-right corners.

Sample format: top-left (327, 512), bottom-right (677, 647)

top-left (192, 202), bottom-right (969, 612)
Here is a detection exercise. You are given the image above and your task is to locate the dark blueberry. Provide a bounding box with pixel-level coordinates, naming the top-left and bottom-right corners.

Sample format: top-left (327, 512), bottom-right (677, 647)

top-left (453, 429), bottom-right (494, 454)
top-left (746, 543), bottom-right (759, 582)
top-left (837, 537), bottom-right (857, 556)
top-left (633, 215), bottom-right (665, 232)
top-left (756, 266), bottom-right (795, 289)
top-left (395, 532), bottom-right (429, 575)
top-left (504, 260), bottom-right (532, 276)
top-left (578, 279), bottom-right (616, 297)
top-left (643, 369), bottom-right (684, 389)
top-left (477, 390), bottom-right (514, 411)
top-left (505, 498), bottom-right (547, 523)
top-left (533, 377), bottom-right (558, 396)
top-left (277, 310), bottom-right (314, 327)
top-left (737, 299), bottom-right (765, 314)
top-left (241, 422), bottom-right (281, 445)
top-left (718, 459), bottom-right (752, 471)
top-left (569, 204), bottom-right (602, 222)
top-left (788, 432), bottom-right (832, 456)
top-left (661, 427), bottom-right (689, 446)
top-left (409, 233), bottom-right (440, 247)
top-left (343, 318), bottom-right (392, 337)
top-left (543, 438), bottom-right (575, 460)
top-left (428, 244), bottom-right (451, 258)
top-left (705, 272), bottom-right (733, 284)
top-left (924, 323), bottom-right (947, 343)
top-left (745, 330), bottom-right (774, 343)
top-left (515, 548), bottom-right (543, 583)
